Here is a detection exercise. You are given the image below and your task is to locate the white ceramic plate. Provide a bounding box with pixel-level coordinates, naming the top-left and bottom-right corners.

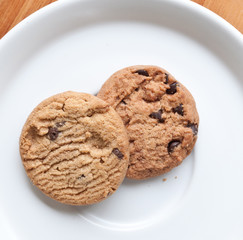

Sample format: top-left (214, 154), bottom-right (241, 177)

top-left (0, 0), bottom-right (243, 239)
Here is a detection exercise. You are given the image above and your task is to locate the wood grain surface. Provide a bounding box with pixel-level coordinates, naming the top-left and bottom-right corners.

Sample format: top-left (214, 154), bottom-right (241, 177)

top-left (0, 0), bottom-right (242, 38)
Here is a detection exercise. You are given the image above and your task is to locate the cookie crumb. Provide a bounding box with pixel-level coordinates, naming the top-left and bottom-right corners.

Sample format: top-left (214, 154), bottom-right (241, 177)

top-left (174, 176), bottom-right (178, 179)
top-left (162, 178), bottom-right (167, 182)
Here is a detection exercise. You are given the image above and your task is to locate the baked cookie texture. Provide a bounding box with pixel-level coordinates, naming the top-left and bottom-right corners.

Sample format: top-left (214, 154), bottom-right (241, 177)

top-left (20, 91), bottom-right (129, 205)
top-left (98, 65), bottom-right (199, 179)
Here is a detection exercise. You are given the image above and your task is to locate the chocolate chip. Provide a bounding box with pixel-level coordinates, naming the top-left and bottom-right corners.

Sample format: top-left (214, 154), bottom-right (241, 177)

top-left (112, 148), bottom-right (124, 159)
top-left (56, 121), bottom-right (65, 127)
top-left (48, 127), bottom-right (59, 141)
top-left (135, 88), bottom-right (139, 91)
top-left (149, 109), bottom-right (164, 123)
top-left (166, 82), bottom-right (177, 94)
top-left (173, 104), bottom-right (184, 116)
top-left (187, 123), bottom-right (198, 135)
top-left (135, 69), bottom-right (149, 76)
top-left (78, 174), bottom-right (85, 179)
top-left (121, 99), bottom-right (127, 105)
top-left (168, 140), bottom-right (181, 153)
top-left (149, 111), bottom-right (161, 119)
top-left (100, 159), bottom-right (105, 164)
top-left (165, 73), bottom-right (169, 84)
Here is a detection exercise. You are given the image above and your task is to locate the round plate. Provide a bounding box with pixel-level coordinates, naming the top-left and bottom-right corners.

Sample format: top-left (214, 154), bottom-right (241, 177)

top-left (0, 0), bottom-right (243, 239)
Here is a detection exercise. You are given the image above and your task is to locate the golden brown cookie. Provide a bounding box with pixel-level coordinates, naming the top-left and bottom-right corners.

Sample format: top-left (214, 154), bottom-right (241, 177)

top-left (98, 66), bottom-right (199, 180)
top-left (20, 91), bottom-right (129, 205)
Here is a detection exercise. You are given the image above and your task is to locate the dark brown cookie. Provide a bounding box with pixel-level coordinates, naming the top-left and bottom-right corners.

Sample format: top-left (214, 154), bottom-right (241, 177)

top-left (98, 65), bottom-right (199, 179)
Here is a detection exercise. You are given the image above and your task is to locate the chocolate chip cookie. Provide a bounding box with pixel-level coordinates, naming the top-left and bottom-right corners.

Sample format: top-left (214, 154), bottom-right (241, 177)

top-left (20, 91), bottom-right (129, 205)
top-left (98, 65), bottom-right (199, 179)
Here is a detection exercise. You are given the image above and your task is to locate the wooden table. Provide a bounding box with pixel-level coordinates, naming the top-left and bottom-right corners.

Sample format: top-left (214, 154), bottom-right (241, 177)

top-left (0, 0), bottom-right (242, 38)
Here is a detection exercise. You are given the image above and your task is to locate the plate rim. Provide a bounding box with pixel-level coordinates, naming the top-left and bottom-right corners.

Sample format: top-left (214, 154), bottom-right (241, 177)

top-left (0, 0), bottom-right (242, 47)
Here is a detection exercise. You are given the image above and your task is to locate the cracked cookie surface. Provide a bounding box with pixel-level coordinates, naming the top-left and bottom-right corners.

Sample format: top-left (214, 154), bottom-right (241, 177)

top-left (20, 91), bottom-right (129, 205)
top-left (98, 65), bottom-right (199, 179)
